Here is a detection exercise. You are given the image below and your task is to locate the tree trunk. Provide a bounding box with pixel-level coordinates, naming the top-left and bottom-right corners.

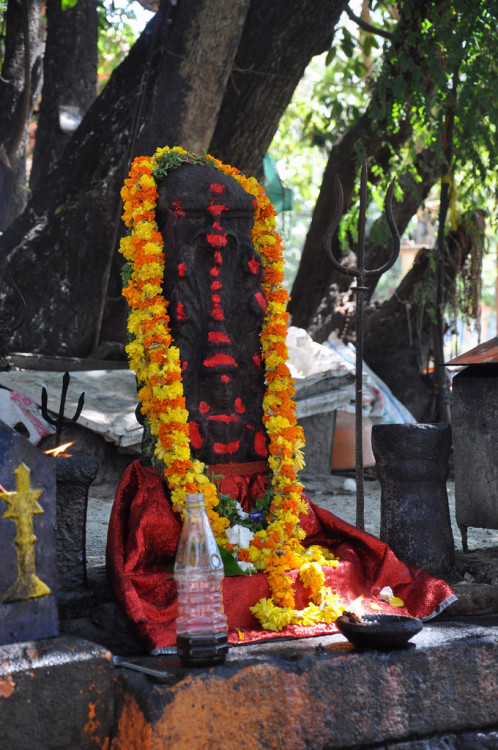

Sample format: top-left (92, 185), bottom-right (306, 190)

top-left (209, 0), bottom-right (348, 178)
top-left (0, 0), bottom-right (44, 230)
top-left (0, 0), bottom-right (251, 356)
top-left (288, 1), bottom-right (433, 330)
top-left (308, 149), bottom-right (436, 343)
top-left (362, 214), bottom-right (482, 422)
top-left (29, 0), bottom-right (98, 197)
top-left (0, 0), bottom-right (348, 358)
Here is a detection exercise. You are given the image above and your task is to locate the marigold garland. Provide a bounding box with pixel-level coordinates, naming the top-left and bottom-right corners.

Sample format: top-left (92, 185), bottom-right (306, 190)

top-left (119, 145), bottom-right (344, 631)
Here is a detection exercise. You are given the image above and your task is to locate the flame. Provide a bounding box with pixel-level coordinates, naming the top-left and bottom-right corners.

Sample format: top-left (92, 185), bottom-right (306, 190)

top-left (44, 441), bottom-right (74, 458)
top-left (349, 596), bottom-right (364, 617)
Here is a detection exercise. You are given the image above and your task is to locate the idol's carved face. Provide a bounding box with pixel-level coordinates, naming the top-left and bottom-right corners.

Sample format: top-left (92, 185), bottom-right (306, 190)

top-left (156, 164), bottom-right (268, 465)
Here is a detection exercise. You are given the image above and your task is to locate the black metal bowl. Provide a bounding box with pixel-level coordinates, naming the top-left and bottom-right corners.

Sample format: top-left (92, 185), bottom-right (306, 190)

top-left (336, 613), bottom-right (423, 649)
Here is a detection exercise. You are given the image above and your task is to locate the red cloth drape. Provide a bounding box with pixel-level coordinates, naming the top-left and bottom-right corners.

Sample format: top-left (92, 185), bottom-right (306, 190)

top-left (106, 460), bottom-right (456, 652)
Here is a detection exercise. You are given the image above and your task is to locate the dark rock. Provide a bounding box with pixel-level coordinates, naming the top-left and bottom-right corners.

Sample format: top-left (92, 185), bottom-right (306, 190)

top-left (372, 423), bottom-right (455, 577)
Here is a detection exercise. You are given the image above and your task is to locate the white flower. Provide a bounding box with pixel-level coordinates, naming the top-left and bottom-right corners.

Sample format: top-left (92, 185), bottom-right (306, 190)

top-left (235, 501), bottom-right (249, 520)
top-left (379, 586), bottom-right (394, 602)
top-left (237, 560), bottom-right (257, 574)
top-left (226, 524), bottom-right (255, 549)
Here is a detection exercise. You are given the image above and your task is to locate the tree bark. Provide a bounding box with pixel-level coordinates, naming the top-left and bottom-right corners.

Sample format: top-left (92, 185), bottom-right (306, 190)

top-left (209, 0), bottom-right (348, 177)
top-left (29, 0), bottom-right (98, 197)
top-left (288, 1), bottom-right (433, 330)
top-left (0, 0), bottom-right (348, 358)
top-left (361, 213), bottom-right (483, 422)
top-left (0, 0), bottom-right (251, 356)
top-left (0, 0), bottom-right (44, 230)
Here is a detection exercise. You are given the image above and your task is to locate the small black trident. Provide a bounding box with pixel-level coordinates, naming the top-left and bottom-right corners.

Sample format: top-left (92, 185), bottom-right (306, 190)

top-left (41, 371), bottom-right (85, 446)
top-left (325, 159), bottom-right (400, 530)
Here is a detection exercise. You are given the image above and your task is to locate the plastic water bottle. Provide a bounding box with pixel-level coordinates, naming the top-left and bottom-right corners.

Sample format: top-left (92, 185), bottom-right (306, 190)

top-left (174, 492), bottom-right (228, 666)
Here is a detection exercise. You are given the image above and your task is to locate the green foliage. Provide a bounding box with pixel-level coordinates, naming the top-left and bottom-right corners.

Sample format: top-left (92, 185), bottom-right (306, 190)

top-left (96, 0), bottom-right (148, 89)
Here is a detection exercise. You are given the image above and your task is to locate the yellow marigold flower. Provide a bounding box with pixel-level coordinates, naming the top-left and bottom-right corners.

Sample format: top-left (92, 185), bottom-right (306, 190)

top-left (299, 561), bottom-right (325, 594)
top-left (250, 598), bottom-right (294, 631)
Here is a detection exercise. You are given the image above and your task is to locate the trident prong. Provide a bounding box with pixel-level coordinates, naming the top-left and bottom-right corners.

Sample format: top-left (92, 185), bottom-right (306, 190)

top-left (324, 159), bottom-right (401, 530)
top-left (41, 371), bottom-right (85, 446)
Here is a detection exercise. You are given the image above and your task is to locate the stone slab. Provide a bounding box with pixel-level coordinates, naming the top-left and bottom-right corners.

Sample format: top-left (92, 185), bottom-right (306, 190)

top-left (0, 636), bottom-right (114, 750)
top-left (110, 616), bottom-right (498, 750)
top-left (0, 421), bottom-right (58, 645)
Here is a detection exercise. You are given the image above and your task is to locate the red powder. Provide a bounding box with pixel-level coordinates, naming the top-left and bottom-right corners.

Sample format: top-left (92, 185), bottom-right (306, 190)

top-left (199, 401), bottom-right (210, 414)
top-left (255, 292), bottom-right (267, 311)
top-left (212, 304), bottom-right (225, 321)
top-left (172, 200), bottom-right (185, 217)
top-left (178, 262), bottom-right (187, 277)
top-left (176, 301), bottom-right (187, 321)
top-left (204, 353), bottom-right (237, 368)
top-left (214, 251), bottom-right (223, 265)
top-left (207, 234), bottom-right (227, 247)
top-left (248, 257), bottom-right (260, 275)
top-left (208, 331), bottom-right (231, 343)
top-left (234, 398), bottom-right (245, 414)
top-left (189, 421), bottom-right (203, 450)
top-left (213, 440), bottom-right (240, 455)
top-left (208, 414), bottom-right (238, 423)
top-left (210, 183), bottom-right (226, 195)
top-left (210, 267), bottom-right (220, 277)
top-left (253, 355), bottom-right (261, 368)
top-left (254, 430), bottom-right (268, 457)
top-left (221, 375), bottom-right (230, 383)
top-left (211, 280), bottom-right (222, 290)
top-left (182, 360), bottom-right (188, 371)
top-left (208, 202), bottom-right (227, 216)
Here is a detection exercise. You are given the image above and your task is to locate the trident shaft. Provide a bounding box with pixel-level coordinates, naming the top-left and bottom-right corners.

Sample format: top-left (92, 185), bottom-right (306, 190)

top-left (324, 159), bottom-right (400, 530)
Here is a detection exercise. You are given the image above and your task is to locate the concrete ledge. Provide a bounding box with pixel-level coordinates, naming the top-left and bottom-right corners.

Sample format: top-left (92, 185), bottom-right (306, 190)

top-left (110, 617), bottom-right (498, 750)
top-left (0, 636), bottom-right (114, 750)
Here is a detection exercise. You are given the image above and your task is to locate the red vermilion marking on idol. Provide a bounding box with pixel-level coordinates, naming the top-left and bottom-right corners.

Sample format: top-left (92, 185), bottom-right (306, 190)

top-left (253, 355), bottom-right (261, 368)
top-left (182, 360), bottom-right (188, 371)
top-left (212, 304), bottom-right (224, 321)
top-left (254, 430), bottom-right (268, 457)
top-left (234, 398), bottom-right (245, 414)
top-left (221, 375), bottom-right (230, 383)
top-left (176, 301), bottom-right (187, 321)
top-left (255, 292), bottom-right (267, 312)
top-left (210, 267), bottom-right (220, 277)
top-left (171, 200), bottom-right (185, 218)
top-left (248, 257), bottom-right (260, 274)
top-left (210, 183), bottom-right (226, 195)
top-left (178, 262), bottom-right (187, 277)
top-left (208, 202), bottom-right (226, 216)
top-left (204, 353), bottom-right (237, 368)
top-left (214, 251), bottom-right (223, 265)
top-left (199, 401), bottom-right (210, 414)
top-left (189, 421), bottom-right (203, 450)
top-left (206, 233), bottom-right (227, 247)
top-left (211, 280), bottom-right (222, 291)
top-left (208, 414), bottom-right (239, 423)
top-left (213, 440), bottom-right (240, 455)
top-left (208, 331), bottom-right (231, 344)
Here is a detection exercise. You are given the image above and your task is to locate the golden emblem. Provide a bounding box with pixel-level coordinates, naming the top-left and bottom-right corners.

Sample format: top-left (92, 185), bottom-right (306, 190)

top-left (1, 463), bottom-right (52, 602)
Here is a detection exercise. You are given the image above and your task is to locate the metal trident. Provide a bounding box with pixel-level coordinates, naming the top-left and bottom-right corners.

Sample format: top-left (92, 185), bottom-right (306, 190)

top-left (325, 159), bottom-right (400, 530)
top-left (41, 371), bottom-right (85, 446)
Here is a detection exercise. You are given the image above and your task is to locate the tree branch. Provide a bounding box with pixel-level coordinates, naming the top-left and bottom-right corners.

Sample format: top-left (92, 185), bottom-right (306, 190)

top-left (344, 4), bottom-right (393, 41)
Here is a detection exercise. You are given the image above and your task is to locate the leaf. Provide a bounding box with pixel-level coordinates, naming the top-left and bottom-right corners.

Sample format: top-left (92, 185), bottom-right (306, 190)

top-left (325, 47), bottom-right (337, 67)
top-left (218, 545), bottom-right (253, 576)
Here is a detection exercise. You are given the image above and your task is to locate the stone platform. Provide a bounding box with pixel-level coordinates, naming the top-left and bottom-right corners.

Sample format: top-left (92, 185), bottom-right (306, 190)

top-left (2, 617), bottom-right (498, 749)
